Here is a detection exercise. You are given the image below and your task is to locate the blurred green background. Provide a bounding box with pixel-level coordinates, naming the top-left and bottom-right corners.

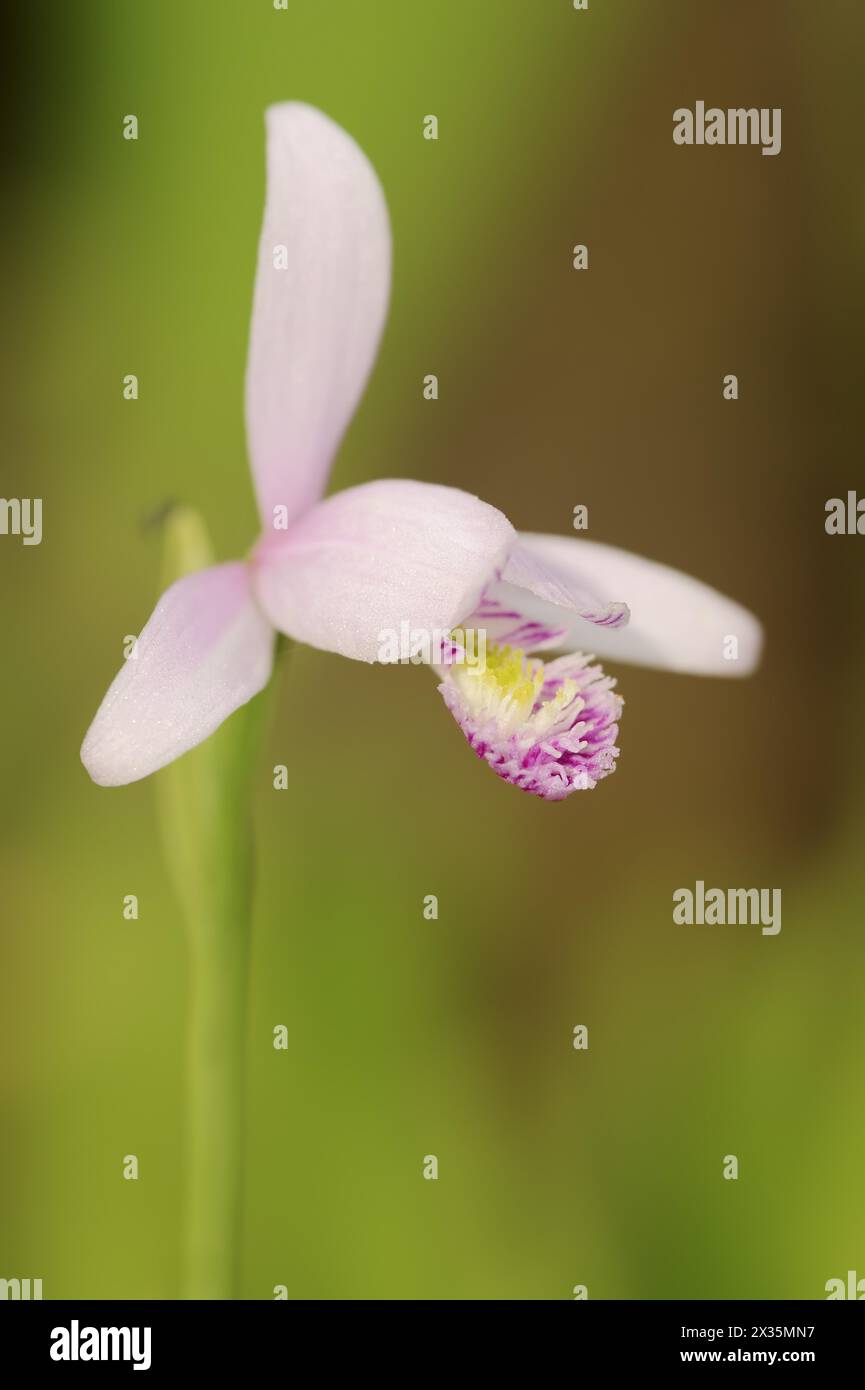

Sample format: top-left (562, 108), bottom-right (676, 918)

top-left (3, 0), bottom-right (864, 1299)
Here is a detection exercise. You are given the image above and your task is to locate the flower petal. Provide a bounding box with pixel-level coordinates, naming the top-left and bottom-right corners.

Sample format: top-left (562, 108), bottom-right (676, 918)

top-left (440, 646), bottom-right (622, 801)
top-left (494, 533), bottom-right (762, 675)
top-left (502, 541), bottom-right (630, 628)
top-left (466, 541), bottom-right (630, 651)
top-left (245, 103), bottom-right (391, 531)
top-left (81, 564), bottom-right (274, 786)
top-left (251, 479), bottom-right (515, 663)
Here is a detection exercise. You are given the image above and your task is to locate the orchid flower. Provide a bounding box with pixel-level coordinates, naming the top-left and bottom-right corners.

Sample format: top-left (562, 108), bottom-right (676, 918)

top-left (81, 103), bottom-right (762, 801)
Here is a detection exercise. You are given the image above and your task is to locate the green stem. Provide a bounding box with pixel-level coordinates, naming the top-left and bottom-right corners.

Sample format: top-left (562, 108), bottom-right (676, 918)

top-left (184, 841), bottom-right (252, 1299)
top-left (160, 682), bottom-right (266, 1299)
top-left (153, 506), bottom-right (286, 1298)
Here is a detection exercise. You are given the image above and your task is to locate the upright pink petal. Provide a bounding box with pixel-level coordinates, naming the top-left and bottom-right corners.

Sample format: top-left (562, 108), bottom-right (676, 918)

top-left (245, 103), bottom-right (391, 531)
top-left (251, 479), bottom-right (515, 663)
top-left (81, 564), bottom-right (274, 786)
top-left (495, 534), bottom-right (762, 675)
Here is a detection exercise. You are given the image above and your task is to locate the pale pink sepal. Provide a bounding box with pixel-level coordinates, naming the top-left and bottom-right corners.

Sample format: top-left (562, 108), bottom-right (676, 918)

top-left (245, 103), bottom-right (392, 532)
top-left (468, 538), bottom-right (630, 649)
top-left (81, 564), bottom-right (274, 786)
top-left (502, 533), bottom-right (763, 675)
top-left (251, 478), bottom-right (515, 663)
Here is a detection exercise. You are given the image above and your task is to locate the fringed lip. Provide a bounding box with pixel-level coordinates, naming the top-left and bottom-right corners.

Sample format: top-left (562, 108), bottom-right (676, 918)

top-left (439, 644), bottom-right (623, 801)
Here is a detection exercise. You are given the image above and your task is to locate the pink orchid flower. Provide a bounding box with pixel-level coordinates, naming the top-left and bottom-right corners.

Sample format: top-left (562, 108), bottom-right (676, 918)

top-left (81, 103), bottom-right (762, 801)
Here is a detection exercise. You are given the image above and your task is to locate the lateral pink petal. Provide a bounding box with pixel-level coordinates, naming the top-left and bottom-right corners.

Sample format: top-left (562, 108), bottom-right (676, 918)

top-left (252, 479), bottom-right (515, 663)
top-left (81, 563), bottom-right (274, 786)
top-left (502, 533), bottom-right (762, 675)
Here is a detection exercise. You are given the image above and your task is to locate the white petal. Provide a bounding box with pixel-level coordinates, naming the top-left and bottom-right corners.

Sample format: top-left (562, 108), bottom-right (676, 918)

top-left (251, 478), bottom-right (515, 663)
top-left (81, 564), bottom-right (274, 786)
top-left (496, 534), bottom-right (762, 675)
top-left (245, 103), bottom-right (391, 531)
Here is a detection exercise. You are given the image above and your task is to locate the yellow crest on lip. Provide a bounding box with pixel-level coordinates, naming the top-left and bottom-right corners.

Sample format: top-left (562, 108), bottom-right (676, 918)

top-left (449, 637), bottom-right (580, 735)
